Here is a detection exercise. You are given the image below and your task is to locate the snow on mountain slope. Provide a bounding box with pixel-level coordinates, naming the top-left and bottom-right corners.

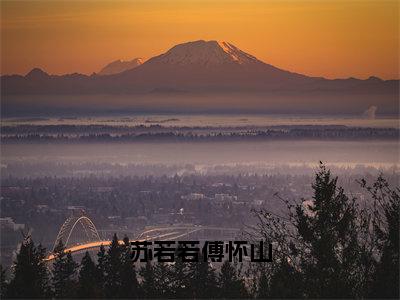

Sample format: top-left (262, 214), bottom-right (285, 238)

top-left (217, 41), bottom-right (259, 64)
top-left (111, 40), bottom-right (310, 90)
top-left (144, 40), bottom-right (261, 67)
top-left (98, 58), bottom-right (143, 75)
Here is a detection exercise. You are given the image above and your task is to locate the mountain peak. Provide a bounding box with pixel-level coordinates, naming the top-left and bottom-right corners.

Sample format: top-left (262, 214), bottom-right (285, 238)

top-left (367, 75), bottom-right (382, 82)
top-left (25, 68), bottom-right (49, 79)
top-left (149, 40), bottom-right (261, 67)
top-left (99, 58), bottom-right (143, 75)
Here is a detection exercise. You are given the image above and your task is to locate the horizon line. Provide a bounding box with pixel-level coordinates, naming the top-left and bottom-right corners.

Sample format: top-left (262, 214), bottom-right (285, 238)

top-left (2, 39), bottom-right (399, 81)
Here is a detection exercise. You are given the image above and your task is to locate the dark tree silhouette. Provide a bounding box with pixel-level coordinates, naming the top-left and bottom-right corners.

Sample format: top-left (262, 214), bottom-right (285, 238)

top-left (268, 260), bottom-right (302, 298)
top-left (7, 237), bottom-right (50, 298)
top-left (169, 248), bottom-right (190, 298)
top-left (295, 164), bottom-right (360, 297)
top-left (154, 262), bottom-right (173, 297)
top-left (78, 251), bottom-right (100, 298)
top-left (253, 163), bottom-right (365, 298)
top-left (139, 261), bottom-right (157, 298)
top-left (52, 240), bottom-right (78, 298)
top-left (218, 260), bottom-right (248, 298)
top-left (96, 244), bottom-right (107, 297)
top-left (256, 272), bottom-right (269, 299)
top-left (104, 234), bottom-right (123, 297)
top-left (0, 264), bottom-right (7, 298)
top-left (360, 176), bottom-right (399, 298)
top-left (119, 236), bottom-right (140, 298)
top-left (187, 253), bottom-right (218, 298)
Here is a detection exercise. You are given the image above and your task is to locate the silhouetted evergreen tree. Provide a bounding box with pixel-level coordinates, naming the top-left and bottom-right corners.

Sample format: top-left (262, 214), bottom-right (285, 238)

top-left (7, 237), bottom-right (50, 298)
top-left (52, 240), bottom-right (78, 298)
top-left (218, 260), bottom-right (248, 298)
top-left (362, 176), bottom-right (400, 298)
top-left (169, 248), bottom-right (190, 298)
top-left (268, 260), bottom-right (303, 298)
top-left (140, 261), bottom-right (157, 298)
top-left (0, 264), bottom-right (7, 298)
top-left (253, 163), bottom-right (364, 299)
top-left (154, 262), bottom-right (173, 297)
top-left (256, 272), bottom-right (269, 299)
top-left (119, 236), bottom-right (140, 298)
top-left (187, 253), bottom-right (218, 298)
top-left (96, 244), bottom-right (107, 297)
top-left (78, 251), bottom-right (100, 298)
top-left (295, 164), bottom-right (360, 297)
top-left (104, 234), bottom-right (123, 297)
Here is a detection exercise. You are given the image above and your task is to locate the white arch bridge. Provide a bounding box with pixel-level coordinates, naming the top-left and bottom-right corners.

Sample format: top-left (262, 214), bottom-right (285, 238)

top-left (45, 215), bottom-right (240, 261)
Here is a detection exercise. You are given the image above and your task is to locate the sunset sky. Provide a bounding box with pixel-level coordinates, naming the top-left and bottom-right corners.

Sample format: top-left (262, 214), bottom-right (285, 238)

top-left (1, 0), bottom-right (398, 79)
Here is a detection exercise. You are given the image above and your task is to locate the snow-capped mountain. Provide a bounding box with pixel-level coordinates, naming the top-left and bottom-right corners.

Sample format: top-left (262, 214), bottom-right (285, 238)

top-left (1, 39), bottom-right (398, 116)
top-left (111, 40), bottom-right (311, 91)
top-left (98, 58), bottom-right (143, 75)
top-left (147, 40), bottom-right (260, 67)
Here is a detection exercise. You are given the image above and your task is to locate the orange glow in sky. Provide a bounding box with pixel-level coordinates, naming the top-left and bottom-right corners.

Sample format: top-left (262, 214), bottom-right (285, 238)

top-left (1, 0), bottom-right (399, 79)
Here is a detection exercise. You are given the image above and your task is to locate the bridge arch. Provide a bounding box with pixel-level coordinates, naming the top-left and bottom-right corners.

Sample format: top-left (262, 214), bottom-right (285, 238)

top-left (52, 215), bottom-right (101, 252)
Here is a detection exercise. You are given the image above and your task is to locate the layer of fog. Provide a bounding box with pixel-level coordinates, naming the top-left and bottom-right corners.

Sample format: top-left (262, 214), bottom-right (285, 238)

top-left (2, 113), bottom-right (399, 128)
top-left (2, 92), bottom-right (398, 117)
top-left (1, 140), bottom-right (398, 177)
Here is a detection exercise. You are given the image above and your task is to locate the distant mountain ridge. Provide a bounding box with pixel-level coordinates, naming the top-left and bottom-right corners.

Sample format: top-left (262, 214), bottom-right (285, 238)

top-left (2, 40), bottom-right (397, 93)
top-left (25, 67), bottom-right (49, 80)
top-left (1, 40), bottom-right (398, 115)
